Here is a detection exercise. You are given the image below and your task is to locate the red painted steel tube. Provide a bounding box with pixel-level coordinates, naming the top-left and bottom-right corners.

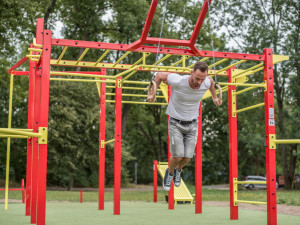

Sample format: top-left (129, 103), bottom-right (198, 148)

top-left (228, 67), bottom-right (238, 220)
top-left (114, 76), bottom-right (122, 215)
top-left (145, 38), bottom-right (190, 46)
top-left (80, 190), bottom-right (83, 203)
top-left (36, 30), bottom-right (52, 225)
top-left (195, 102), bottom-right (202, 214)
top-left (51, 39), bottom-right (264, 61)
top-left (22, 179), bottom-right (25, 204)
top-left (26, 59), bottom-right (35, 216)
top-left (153, 160), bottom-right (158, 202)
top-left (99, 69), bottom-right (107, 210)
top-left (167, 86), bottom-right (174, 210)
top-left (190, 0), bottom-right (211, 45)
top-left (8, 56), bottom-right (29, 74)
top-left (263, 48), bottom-right (277, 225)
top-left (127, 0), bottom-right (158, 50)
top-left (31, 18), bottom-right (44, 224)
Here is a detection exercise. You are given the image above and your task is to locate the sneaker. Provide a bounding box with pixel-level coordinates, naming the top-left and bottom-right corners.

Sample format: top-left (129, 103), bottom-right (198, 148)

top-left (163, 168), bottom-right (173, 191)
top-left (173, 168), bottom-right (182, 187)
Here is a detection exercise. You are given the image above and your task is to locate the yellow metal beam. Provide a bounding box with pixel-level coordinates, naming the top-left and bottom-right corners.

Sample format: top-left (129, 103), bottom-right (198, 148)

top-left (216, 60), bottom-right (247, 75)
top-left (233, 63), bottom-right (263, 78)
top-left (94, 50), bottom-right (110, 66)
top-left (208, 58), bottom-right (229, 69)
top-left (234, 102), bottom-right (265, 114)
top-left (50, 71), bottom-right (115, 79)
top-left (104, 139), bottom-right (115, 145)
top-left (106, 100), bottom-right (168, 105)
top-left (0, 128), bottom-right (43, 138)
top-left (75, 48), bottom-right (90, 65)
top-left (218, 82), bottom-right (266, 87)
top-left (56, 47), bottom-right (68, 64)
top-left (106, 93), bottom-right (165, 98)
top-left (236, 200), bottom-right (267, 205)
top-left (130, 53), bottom-right (151, 68)
top-left (33, 38), bottom-right (43, 48)
top-left (112, 51), bottom-right (132, 67)
top-left (274, 139), bottom-right (300, 144)
top-left (0, 135), bottom-right (29, 139)
top-left (106, 86), bottom-right (162, 91)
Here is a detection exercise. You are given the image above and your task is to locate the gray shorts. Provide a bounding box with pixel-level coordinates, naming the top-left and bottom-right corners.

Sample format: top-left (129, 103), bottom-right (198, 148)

top-left (168, 117), bottom-right (198, 158)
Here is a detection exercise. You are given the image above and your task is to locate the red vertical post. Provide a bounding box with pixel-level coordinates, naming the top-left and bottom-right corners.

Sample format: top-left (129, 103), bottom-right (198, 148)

top-left (153, 160), bottom-right (157, 202)
top-left (99, 69), bottom-right (107, 210)
top-left (36, 30), bottom-right (52, 225)
top-left (263, 48), bottom-right (277, 225)
top-left (195, 102), bottom-right (202, 213)
top-left (114, 76), bottom-right (122, 215)
top-left (167, 86), bottom-right (174, 210)
top-left (228, 67), bottom-right (238, 220)
top-left (26, 57), bottom-right (35, 215)
top-left (80, 190), bottom-right (83, 203)
top-left (31, 18), bottom-right (44, 224)
top-left (22, 179), bottom-right (25, 204)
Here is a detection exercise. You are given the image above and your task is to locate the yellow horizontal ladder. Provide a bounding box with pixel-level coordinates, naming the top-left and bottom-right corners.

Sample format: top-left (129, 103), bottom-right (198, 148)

top-left (157, 162), bottom-right (194, 205)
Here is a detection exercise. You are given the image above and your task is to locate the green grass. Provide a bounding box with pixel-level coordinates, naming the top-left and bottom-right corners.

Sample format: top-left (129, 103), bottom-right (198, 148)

top-left (1, 187), bottom-right (300, 206)
top-left (1, 202), bottom-right (299, 225)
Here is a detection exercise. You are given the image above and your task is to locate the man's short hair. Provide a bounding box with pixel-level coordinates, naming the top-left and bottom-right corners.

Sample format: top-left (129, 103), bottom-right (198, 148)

top-left (193, 61), bottom-right (208, 73)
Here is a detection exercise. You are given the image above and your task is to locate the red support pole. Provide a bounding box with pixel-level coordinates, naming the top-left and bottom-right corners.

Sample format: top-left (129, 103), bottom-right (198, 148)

top-left (31, 18), bottom-right (44, 224)
top-left (195, 102), bottom-right (202, 214)
top-left (80, 190), bottom-right (83, 203)
top-left (36, 30), bottom-right (52, 225)
top-left (167, 86), bottom-right (174, 210)
top-left (26, 57), bottom-right (35, 216)
top-left (114, 76), bottom-right (122, 215)
top-left (99, 69), bottom-right (107, 210)
top-left (228, 67), bottom-right (238, 220)
top-left (153, 160), bottom-right (157, 202)
top-left (22, 179), bottom-right (25, 204)
top-left (263, 48), bottom-right (277, 225)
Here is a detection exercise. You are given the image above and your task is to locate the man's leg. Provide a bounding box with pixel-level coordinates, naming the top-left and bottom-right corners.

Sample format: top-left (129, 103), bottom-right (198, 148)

top-left (177, 157), bottom-right (190, 171)
top-left (169, 157), bottom-right (183, 175)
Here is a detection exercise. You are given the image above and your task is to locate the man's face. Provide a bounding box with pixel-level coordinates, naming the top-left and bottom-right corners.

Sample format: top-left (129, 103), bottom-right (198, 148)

top-left (191, 69), bottom-right (207, 88)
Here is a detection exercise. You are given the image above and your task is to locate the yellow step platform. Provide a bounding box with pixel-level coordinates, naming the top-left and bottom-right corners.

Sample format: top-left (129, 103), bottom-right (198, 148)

top-left (157, 162), bottom-right (194, 205)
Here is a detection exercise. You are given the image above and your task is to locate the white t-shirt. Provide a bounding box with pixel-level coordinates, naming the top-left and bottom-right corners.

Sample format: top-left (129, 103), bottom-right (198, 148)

top-left (166, 73), bottom-right (211, 121)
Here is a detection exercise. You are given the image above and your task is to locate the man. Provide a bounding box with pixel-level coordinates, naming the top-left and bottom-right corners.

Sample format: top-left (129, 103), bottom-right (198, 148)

top-left (147, 61), bottom-right (222, 191)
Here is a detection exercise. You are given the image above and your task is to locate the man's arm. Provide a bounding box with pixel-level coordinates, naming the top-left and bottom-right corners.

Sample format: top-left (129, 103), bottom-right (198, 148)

top-left (153, 72), bottom-right (172, 86)
top-left (208, 76), bottom-right (222, 106)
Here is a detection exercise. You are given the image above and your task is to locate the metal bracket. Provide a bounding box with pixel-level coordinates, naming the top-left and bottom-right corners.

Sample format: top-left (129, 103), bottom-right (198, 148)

top-left (101, 140), bottom-right (105, 148)
top-left (233, 178), bottom-right (238, 206)
top-left (269, 134), bottom-right (276, 149)
top-left (117, 79), bottom-right (122, 88)
top-left (38, 127), bottom-right (48, 144)
top-left (232, 90), bottom-right (236, 117)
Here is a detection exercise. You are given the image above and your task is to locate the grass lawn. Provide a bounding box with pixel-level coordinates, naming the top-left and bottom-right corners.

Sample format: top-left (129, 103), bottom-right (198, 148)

top-left (1, 186), bottom-right (300, 206)
top-left (1, 202), bottom-right (299, 225)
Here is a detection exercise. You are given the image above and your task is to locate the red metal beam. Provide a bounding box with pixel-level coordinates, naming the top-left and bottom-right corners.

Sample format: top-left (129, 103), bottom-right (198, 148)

top-left (228, 67), bottom-right (238, 220)
top-left (153, 160), bottom-right (157, 202)
top-left (190, 0), bottom-right (212, 45)
top-left (127, 0), bottom-right (159, 51)
top-left (99, 69), bottom-right (106, 210)
top-left (8, 56), bottom-right (29, 74)
top-left (145, 38), bottom-right (190, 47)
top-left (52, 39), bottom-right (264, 61)
top-left (264, 48), bottom-right (277, 225)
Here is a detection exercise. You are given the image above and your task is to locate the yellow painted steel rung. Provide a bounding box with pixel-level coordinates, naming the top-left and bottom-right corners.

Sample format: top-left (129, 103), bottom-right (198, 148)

top-left (115, 65), bottom-right (140, 78)
top-left (0, 135), bottom-right (29, 139)
top-left (233, 86), bottom-right (258, 96)
top-left (57, 47), bottom-right (68, 64)
top-left (171, 56), bottom-right (191, 67)
top-left (208, 58), bottom-right (229, 69)
top-left (50, 78), bottom-right (116, 83)
top-left (154, 54), bottom-right (172, 65)
top-left (216, 60), bottom-right (247, 74)
top-left (75, 48), bottom-right (90, 65)
top-left (28, 48), bottom-right (42, 52)
top-left (113, 51), bottom-right (132, 67)
top-left (0, 128), bottom-right (42, 138)
top-left (33, 38), bottom-right (43, 48)
top-left (94, 50), bottom-right (110, 66)
top-left (50, 71), bottom-right (115, 79)
top-left (234, 102), bottom-right (265, 114)
top-left (182, 55), bottom-right (186, 68)
top-left (236, 200), bottom-right (267, 205)
top-left (274, 139), bottom-right (300, 144)
top-left (104, 139), bottom-right (115, 145)
top-left (106, 100), bottom-right (168, 105)
top-left (233, 63), bottom-right (263, 78)
top-left (106, 86), bottom-right (162, 91)
top-left (130, 53), bottom-right (151, 68)
top-left (106, 93), bottom-right (165, 98)
top-left (123, 80), bottom-right (149, 85)
top-left (236, 181), bottom-right (266, 184)
top-left (188, 57), bottom-right (210, 69)
top-left (218, 82), bottom-right (266, 87)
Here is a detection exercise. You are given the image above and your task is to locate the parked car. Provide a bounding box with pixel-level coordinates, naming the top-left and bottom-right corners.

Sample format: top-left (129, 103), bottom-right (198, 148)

top-left (242, 175), bottom-right (278, 190)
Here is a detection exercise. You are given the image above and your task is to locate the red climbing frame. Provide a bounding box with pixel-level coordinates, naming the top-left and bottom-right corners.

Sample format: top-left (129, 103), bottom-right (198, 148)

top-left (7, 1), bottom-right (278, 225)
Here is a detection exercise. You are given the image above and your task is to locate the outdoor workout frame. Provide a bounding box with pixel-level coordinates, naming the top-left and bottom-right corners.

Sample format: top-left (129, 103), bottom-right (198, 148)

top-left (2, 1), bottom-right (299, 225)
